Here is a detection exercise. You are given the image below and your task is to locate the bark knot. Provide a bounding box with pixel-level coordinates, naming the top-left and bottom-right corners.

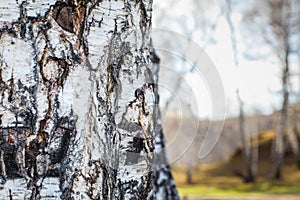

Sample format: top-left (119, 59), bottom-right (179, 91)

top-left (52, 1), bottom-right (84, 34)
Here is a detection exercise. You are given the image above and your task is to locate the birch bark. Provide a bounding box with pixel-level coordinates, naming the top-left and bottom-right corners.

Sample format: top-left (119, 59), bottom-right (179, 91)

top-left (0, 0), bottom-right (174, 199)
top-left (150, 45), bottom-right (179, 200)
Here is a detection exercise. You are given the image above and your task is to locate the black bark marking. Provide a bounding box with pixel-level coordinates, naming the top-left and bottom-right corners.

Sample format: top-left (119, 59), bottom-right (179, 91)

top-left (52, 2), bottom-right (77, 33)
top-left (8, 71), bottom-right (14, 103)
top-left (0, 115), bottom-right (76, 181)
top-left (9, 189), bottom-right (12, 200)
top-left (100, 163), bottom-right (109, 199)
top-left (0, 127), bottom-right (28, 179)
top-left (130, 85), bottom-right (151, 116)
top-left (136, 172), bottom-right (154, 199)
top-left (144, 137), bottom-right (154, 153)
top-left (25, 137), bottom-right (39, 178)
top-left (133, 137), bottom-right (144, 153)
top-left (2, 143), bottom-right (19, 178)
top-left (150, 44), bottom-right (160, 64)
top-left (20, 23), bottom-right (26, 39)
top-left (52, 0), bottom-right (87, 48)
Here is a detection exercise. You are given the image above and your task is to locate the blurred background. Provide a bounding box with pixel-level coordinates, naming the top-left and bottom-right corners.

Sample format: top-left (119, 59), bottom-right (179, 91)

top-left (152, 0), bottom-right (300, 199)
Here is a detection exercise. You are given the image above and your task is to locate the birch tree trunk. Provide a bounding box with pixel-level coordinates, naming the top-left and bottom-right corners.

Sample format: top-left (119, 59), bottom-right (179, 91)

top-left (238, 93), bottom-right (255, 182)
top-left (149, 45), bottom-right (179, 200)
top-left (274, 50), bottom-right (289, 179)
top-left (224, 0), bottom-right (257, 182)
top-left (0, 0), bottom-right (176, 199)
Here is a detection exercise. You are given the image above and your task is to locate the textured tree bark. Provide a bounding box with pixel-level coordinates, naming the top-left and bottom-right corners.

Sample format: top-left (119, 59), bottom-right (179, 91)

top-left (149, 45), bottom-right (179, 200)
top-left (0, 0), bottom-right (177, 199)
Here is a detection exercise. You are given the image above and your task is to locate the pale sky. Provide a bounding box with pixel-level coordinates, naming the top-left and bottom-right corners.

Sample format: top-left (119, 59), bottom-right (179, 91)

top-left (152, 0), bottom-right (291, 119)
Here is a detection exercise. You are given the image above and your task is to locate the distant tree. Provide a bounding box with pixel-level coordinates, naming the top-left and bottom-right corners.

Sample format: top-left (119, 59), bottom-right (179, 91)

top-left (244, 0), bottom-right (300, 179)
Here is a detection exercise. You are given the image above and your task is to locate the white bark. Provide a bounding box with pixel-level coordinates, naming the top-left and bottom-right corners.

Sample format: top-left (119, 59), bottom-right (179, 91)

top-left (0, 0), bottom-right (176, 199)
top-left (150, 46), bottom-right (179, 200)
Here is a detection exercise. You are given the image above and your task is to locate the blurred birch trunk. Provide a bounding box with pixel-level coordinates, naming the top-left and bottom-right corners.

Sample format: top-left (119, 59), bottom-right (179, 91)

top-left (150, 45), bottom-right (179, 200)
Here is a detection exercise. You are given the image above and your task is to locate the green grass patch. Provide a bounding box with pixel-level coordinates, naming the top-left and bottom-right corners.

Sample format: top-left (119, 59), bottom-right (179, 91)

top-left (177, 180), bottom-right (300, 196)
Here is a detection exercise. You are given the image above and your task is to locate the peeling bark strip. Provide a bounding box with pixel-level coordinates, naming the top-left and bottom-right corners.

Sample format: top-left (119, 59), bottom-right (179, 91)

top-left (0, 0), bottom-right (178, 199)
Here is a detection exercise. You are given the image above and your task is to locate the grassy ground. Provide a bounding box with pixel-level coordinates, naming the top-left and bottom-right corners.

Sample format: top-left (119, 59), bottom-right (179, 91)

top-left (172, 130), bottom-right (300, 199)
